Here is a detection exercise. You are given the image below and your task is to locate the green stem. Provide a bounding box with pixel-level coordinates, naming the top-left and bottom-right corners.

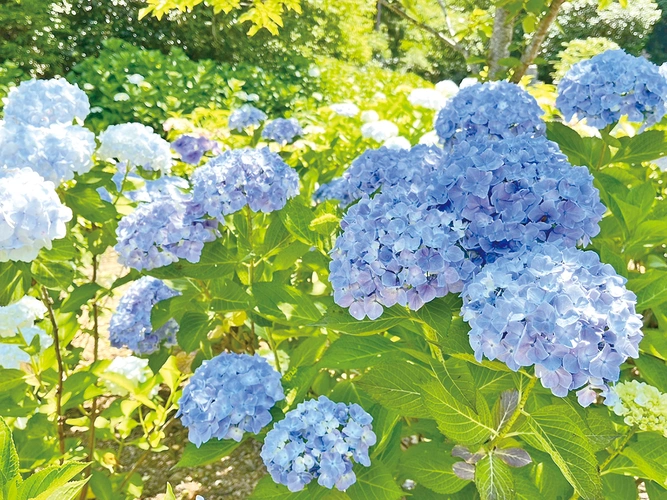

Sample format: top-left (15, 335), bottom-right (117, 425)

top-left (489, 375), bottom-right (537, 447)
top-left (600, 427), bottom-right (637, 472)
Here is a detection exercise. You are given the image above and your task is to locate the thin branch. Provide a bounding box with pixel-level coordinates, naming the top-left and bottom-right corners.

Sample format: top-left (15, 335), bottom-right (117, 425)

top-left (510, 0), bottom-right (566, 83)
top-left (378, 0), bottom-right (468, 57)
top-left (434, 0), bottom-right (456, 39)
top-left (375, 0), bottom-right (382, 31)
top-left (40, 286), bottom-right (66, 462)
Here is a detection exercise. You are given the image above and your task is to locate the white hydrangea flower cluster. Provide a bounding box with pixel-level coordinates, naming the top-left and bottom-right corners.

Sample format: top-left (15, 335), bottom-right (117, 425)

top-left (97, 123), bottom-right (173, 175)
top-left (408, 88), bottom-right (449, 110)
top-left (0, 296), bottom-right (51, 370)
top-left (0, 168), bottom-right (73, 262)
top-left (0, 79), bottom-right (96, 183)
top-left (361, 120), bottom-right (399, 142)
top-left (608, 381), bottom-right (667, 436)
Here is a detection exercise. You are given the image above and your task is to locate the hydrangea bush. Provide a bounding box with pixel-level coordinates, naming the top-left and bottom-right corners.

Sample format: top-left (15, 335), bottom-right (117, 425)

top-left (1, 49), bottom-right (667, 500)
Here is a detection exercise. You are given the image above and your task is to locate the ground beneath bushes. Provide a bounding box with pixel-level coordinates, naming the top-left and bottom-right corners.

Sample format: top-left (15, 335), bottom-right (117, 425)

top-left (129, 423), bottom-right (266, 500)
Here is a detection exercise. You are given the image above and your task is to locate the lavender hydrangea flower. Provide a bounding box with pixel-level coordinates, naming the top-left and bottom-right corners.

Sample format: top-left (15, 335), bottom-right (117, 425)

top-left (261, 396), bottom-right (376, 492)
top-left (228, 104), bottom-right (267, 131)
top-left (435, 81), bottom-right (545, 144)
top-left (2, 78), bottom-right (90, 127)
top-left (0, 121), bottom-right (96, 183)
top-left (177, 352), bottom-right (285, 446)
top-left (556, 50), bottom-right (667, 129)
top-left (172, 135), bottom-right (218, 165)
top-left (115, 197), bottom-right (218, 271)
top-left (97, 123), bottom-right (173, 173)
top-left (0, 168), bottom-right (72, 262)
top-left (329, 182), bottom-right (476, 319)
top-left (315, 145), bottom-right (441, 206)
top-left (461, 243), bottom-right (643, 405)
top-left (422, 135), bottom-right (607, 262)
top-left (262, 118), bottom-right (303, 145)
top-left (188, 148), bottom-right (300, 222)
top-left (109, 276), bottom-right (180, 355)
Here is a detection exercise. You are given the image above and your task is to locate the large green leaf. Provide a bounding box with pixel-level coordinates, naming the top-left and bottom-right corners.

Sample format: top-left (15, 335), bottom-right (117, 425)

top-left (475, 453), bottom-right (515, 500)
top-left (253, 282), bottom-right (323, 325)
top-left (177, 311), bottom-right (211, 352)
top-left (176, 439), bottom-right (242, 468)
top-left (345, 461), bottom-right (403, 500)
top-left (400, 442), bottom-right (469, 494)
top-left (63, 185), bottom-right (117, 223)
top-left (32, 479), bottom-right (88, 500)
top-left (613, 130), bottom-right (667, 165)
top-left (30, 260), bottom-right (75, 289)
top-left (210, 280), bottom-right (255, 312)
top-left (357, 362), bottom-right (432, 418)
top-left (522, 406), bottom-right (602, 499)
top-left (17, 462), bottom-right (87, 500)
top-left (148, 242), bottom-right (237, 280)
top-left (0, 417), bottom-right (20, 492)
top-left (315, 303), bottom-right (409, 335)
top-left (317, 335), bottom-right (401, 370)
top-left (636, 272), bottom-right (667, 311)
top-left (431, 358), bottom-right (477, 411)
top-left (250, 475), bottom-right (349, 499)
top-left (60, 283), bottom-right (102, 313)
top-left (421, 379), bottom-right (495, 446)
top-left (279, 198), bottom-right (317, 246)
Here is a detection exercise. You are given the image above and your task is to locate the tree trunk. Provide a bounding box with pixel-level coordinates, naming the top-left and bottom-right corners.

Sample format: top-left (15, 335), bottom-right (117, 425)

top-left (487, 7), bottom-right (513, 80)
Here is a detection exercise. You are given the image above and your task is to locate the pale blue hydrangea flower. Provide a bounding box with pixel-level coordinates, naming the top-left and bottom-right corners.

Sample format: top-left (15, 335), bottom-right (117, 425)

top-left (315, 145), bottom-right (441, 206)
top-left (177, 352), bottom-right (285, 446)
top-left (0, 327), bottom-right (52, 369)
top-left (109, 276), bottom-right (180, 355)
top-left (261, 118), bottom-right (303, 144)
top-left (115, 197), bottom-right (218, 271)
top-left (172, 135), bottom-right (218, 165)
top-left (0, 120), bottom-right (96, 183)
top-left (361, 120), bottom-right (398, 142)
top-left (0, 168), bottom-right (72, 262)
top-left (0, 296), bottom-right (46, 338)
top-left (422, 135), bottom-right (607, 263)
top-left (228, 104), bottom-right (267, 131)
top-left (435, 81), bottom-right (545, 144)
top-left (261, 396), bottom-right (376, 492)
top-left (97, 123), bottom-right (173, 174)
top-left (329, 183), bottom-right (476, 319)
top-left (557, 50), bottom-right (667, 129)
top-left (2, 78), bottom-right (90, 127)
top-left (188, 148), bottom-right (300, 222)
top-left (461, 243), bottom-right (643, 406)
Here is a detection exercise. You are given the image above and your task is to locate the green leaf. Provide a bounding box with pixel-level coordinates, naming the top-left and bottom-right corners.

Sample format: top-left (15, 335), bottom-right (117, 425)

top-left (177, 311), bottom-right (210, 352)
top-left (636, 272), bottom-right (667, 311)
top-left (421, 379), bottom-right (495, 446)
top-left (345, 461), bottom-right (403, 500)
top-left (210, 280), bottom-right (254, 312)
top-left (315, 303), bottom-right (409, 335)
top-left (176, 439), bottom-right (242, 468)
top-left (250, 475), bottom-right (349, 499)
top-left (635, 354), bottom-right (667, 392)
top-left (431, 358), bottom-right (477, 411)
top-left (0, 369), bottom-right (26, 393)
top-left (32, 479), bottom-right (88, 500)
top-left (613, 130), bottom-right (667, 165)
top-left (30, 260), bottom-right (75, 289)
top-left (279, 198), bottom-right (317, 245)
top-left (60, 283), bottom-right (102, 313)
top-left (412, 295), bottom-right (458, 342)
top-left (317, 335), bottom-right (401, 370)
top-left (149, 241), bottom-right (237, 280)
top-left (17, 462), bottom-right (87, 500)
top-left (601, 474), bottom-right (637, 500)
top-left (475, 453), bottom-right (515, 500)
top-left (164, 483), bottom-right (177, 500)
top-left (521, 406), bottom-right (602, 499)
top-left (63, 185), bottom-right (117, 223)
top-left (400, 442), bottom-right (469, 494)
top-left (253, 282), bottom-right (322, 325)
top-left (0, 417), bottom-right (20, 492)
top-left (357, 362), bottom-right (432, 418)
top-left (546, 122), bottom-right (596, 168)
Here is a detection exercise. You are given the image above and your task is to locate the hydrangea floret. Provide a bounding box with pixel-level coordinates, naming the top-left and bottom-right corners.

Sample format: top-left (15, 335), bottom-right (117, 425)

top-left (109, 277), bottom-right (180, 355)
top-left (261, 118), bottom-right (303, 144)
top-left (188, 147), bottom-right (300, 222)
top-left (115, 197), bottom-right (217, 271)
top-left (261, 396), bottom-right (376, 492)
top-left (435, 81), bottom-right (545, 144)
top-left (0, 168), bottom-right (73, 262)
top-left (557, 49), bottom-right (667, 129)
top-left (461, 243), bottom-right (643, 405)
top-left (607, 381), bottom-right (667, 436)
top-left (177, 352), bottom-right (285, 445)
top-left (228, 104), bottom-right (267, 131)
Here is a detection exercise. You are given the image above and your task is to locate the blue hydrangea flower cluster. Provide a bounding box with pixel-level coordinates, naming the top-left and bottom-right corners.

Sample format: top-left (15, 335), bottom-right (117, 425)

top-left (2, 79), bottom-right (90, 127)
top-left (329, 183), bottom-right (476, 320)
top-left (177, 352), bottom-right (285, 446)
top-left (461, 244), bottom-right (643, 405)
top-left (0, 78), bottom-right (95, 184)
top-left (261, 396), bottom-right (376, 492)
top-left (422, 135), bottom-right (607, 260)
top-left (228, 104), bottom-right (267, 131)
top-left (172, 135), bottom-right (218, 165)
top-left (557, 50), bottom-right (667, 129)
top-left (188, 148), bottom-right (300, 221)
top-left (109, 276), bottom-right (180, 355)
top-left (0, 168), bottom-right (72, 262)
top-left (115, 197), bottom-right (218, 271)
top-left (435, 81), bottom-right (545, 144)
top-left (315, 146), bottom-right (442, 206)
top-left (261, 118), bottom-right (303, 145)
top-left (0, 121), bottom-right (96, 184)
